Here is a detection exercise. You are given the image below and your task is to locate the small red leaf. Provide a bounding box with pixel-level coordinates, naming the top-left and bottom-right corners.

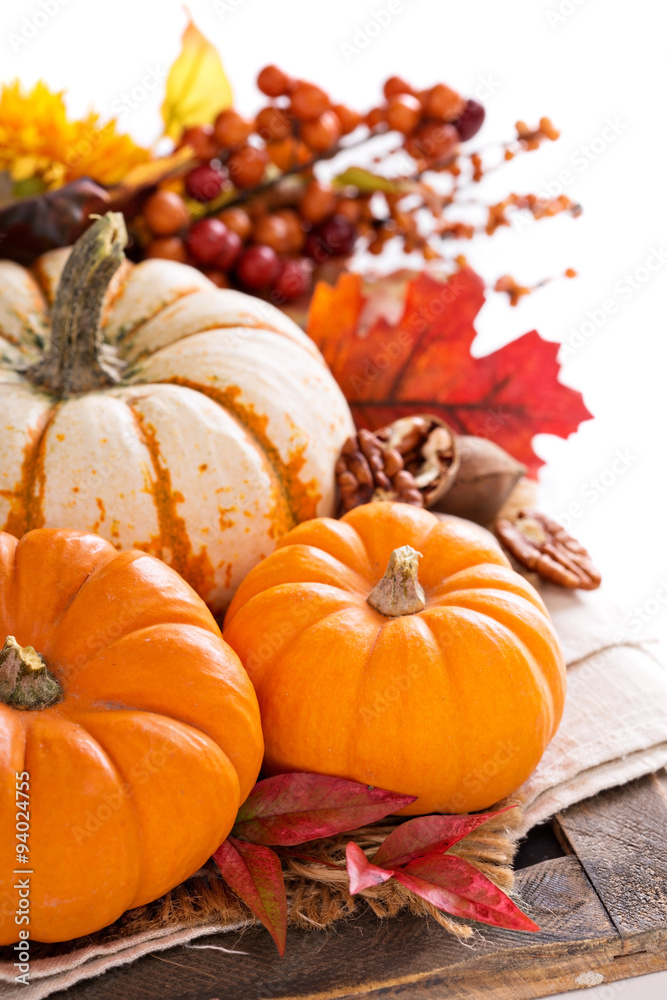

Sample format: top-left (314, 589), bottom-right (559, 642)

top-left (395, 854), bottom-right (539, 933)
top-left (346, 842), bottom-right (394, 894)
top-left (233, 773), bottom-right (416, 846)
top-left (212, 836), bottom-right (288, 954)
top-left (373, 807), bottom-right (513, 868)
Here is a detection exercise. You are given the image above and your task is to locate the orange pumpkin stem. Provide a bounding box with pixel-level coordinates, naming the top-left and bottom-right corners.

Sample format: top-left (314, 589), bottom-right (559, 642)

top-left (24, 212), bottom-right (126, 398)
top-left (367, 545), bottom-right (426, 617)
top-left (0, 635), bottom-right (63, 710)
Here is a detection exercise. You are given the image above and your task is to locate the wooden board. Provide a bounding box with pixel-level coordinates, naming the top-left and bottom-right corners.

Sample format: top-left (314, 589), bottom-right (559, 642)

top-left (59, 773), bottom-right (667, 1000)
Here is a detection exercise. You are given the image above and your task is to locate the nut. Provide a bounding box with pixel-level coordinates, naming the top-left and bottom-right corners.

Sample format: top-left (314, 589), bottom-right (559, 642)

top-left (432, 436), bottom-right (526, 525)
top-left (336, 428), bottom-right (423, 513)
top-left (494, 510), bottom-right (602, 590)
top-left (375, 414), bottom-right (459, 507)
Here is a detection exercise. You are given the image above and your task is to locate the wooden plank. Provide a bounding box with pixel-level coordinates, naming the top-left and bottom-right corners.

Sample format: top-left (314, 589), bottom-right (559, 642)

top-left (557, 773), bottom-right (667, 938)
top-left (60, 855), bottom-right (655, 1000)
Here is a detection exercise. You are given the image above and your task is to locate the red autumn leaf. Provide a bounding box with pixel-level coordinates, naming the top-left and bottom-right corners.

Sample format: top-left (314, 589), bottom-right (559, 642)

top-left (212, 836), bottom-right (287, 955)
top-left (346, 842), bottom-right (394, 894)
top-left (307, 268), bottom-right (592, 475)
top-left (372, 807), bottom-right (513, 868)
top-left (232, 772), bottom-right (416, 846)
top-left (396, 853), bottom-right (539, 932)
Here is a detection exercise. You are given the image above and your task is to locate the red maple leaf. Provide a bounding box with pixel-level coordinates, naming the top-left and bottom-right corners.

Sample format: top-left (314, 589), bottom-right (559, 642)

top-left (307, 268), bottom-right (592, 475)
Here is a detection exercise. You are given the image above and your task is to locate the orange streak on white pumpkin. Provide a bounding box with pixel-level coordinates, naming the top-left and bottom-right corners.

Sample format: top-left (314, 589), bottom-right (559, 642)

top-left (165, 377), bottom-right (321, 533)
top-left (126, 402), bottom-right (217, 600)
top-left (1, 405), bottom-right (59, 538)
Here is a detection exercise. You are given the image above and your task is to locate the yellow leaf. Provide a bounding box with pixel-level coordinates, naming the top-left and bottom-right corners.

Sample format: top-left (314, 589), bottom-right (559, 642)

top-left (161, 17), bottom-right (232, 140)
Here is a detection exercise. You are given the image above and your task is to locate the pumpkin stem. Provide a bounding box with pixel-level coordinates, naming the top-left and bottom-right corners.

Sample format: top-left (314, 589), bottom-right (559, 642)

top-left (24, 212), bottom-right (127, 397)
top-left (367, 545), bottom-right (426, 617)
top-left (0, 635), bottom-right (63, 711)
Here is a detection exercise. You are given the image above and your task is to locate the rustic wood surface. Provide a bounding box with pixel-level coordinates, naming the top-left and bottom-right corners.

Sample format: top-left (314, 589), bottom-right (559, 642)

top-left (56, 773), bottom-right (667, 1000)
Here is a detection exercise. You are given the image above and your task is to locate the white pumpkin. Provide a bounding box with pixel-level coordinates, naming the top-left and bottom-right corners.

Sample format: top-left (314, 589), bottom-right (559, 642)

top-left (0, 214), bottom-right (354, 614)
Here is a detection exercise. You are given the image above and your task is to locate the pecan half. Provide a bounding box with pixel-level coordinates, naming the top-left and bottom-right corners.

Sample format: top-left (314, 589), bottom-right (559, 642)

top-left (494, 510), bottom-right (601, 590)
top-left (375, 415), bottom-right (459, 507)
top-left (336, 428), bottom-right (423, 513)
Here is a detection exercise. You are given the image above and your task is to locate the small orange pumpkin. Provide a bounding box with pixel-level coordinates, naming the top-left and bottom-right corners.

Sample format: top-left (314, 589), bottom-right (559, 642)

top-left (0, 528), bottom-right (263, 944)
top-left (224, 501), bottom-right (566, 815)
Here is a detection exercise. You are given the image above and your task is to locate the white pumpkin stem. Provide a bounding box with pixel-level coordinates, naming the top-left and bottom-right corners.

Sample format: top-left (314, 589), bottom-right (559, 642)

top-left (367, 545), bottom-right (426, 617)
top-left (0, 636), bottom-right (63, 710)
top-left (24, 212), bottom-right (126, 397)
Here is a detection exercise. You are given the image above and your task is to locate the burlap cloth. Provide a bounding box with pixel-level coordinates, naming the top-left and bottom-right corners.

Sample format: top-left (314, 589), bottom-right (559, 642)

top-left (2, 586), bottom-right (666, 999)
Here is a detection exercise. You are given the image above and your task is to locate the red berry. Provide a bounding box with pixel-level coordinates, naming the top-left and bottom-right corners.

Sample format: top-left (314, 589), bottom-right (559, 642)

top-left (272, 258), bottom-right (313, 301)
top-left (257, 65), bottom-right (292, 97)
top-left (214, 109), bottom-right (254, 147)
top-left (385, 94), bottom-right (422, 134)
top-left (143, 190), bottom-right (189, 236)
top-left (383, 76), bottom-right (413, 99)
top-left (333, 104), bottom-right (362, 135)
top-left (202, 269), bottom-right (231, 288)
top-left (178, 125), bottom-right (218, 160)
top-left (404, 122), bottom-right (458, 161)
top-left (306, 215), bottom-right (357, 261)
top-left (236, 244), bottom-right (280, 290)
top-left (185, 163), bottom-right (226, 202)
top-left (217, 206), bottom-right (252, 241)
top-left (301, 110), bottom-right (342, 152)
top-left (424, 84), bottom-right (464, 122)
top-left (289, 81), bottom-right (330, 121)
top-left (213, 229), bottom-right (242, 270)
top-left (453, 99), bottom-right (486, 141)
top-left (186, 218), bottom-right (230, 264)
top-left (300, 181), bottom-right (337, 224)
top-left (255, 105), bottom-right (292, 142)
top-left (366, 106), bottom-right (386, 131)
top-left (227, 145), bottom-right (268, 189)
top-left (145, 237), bottom-right (187, 263)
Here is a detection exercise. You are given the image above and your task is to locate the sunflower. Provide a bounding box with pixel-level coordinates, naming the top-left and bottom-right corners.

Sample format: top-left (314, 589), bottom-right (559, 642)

top-left (0, 80), bottom-right (150, 192)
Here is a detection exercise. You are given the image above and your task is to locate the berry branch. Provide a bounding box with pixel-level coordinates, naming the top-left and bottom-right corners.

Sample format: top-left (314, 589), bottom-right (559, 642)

top-left (131, 65), bottom-right (580, 305)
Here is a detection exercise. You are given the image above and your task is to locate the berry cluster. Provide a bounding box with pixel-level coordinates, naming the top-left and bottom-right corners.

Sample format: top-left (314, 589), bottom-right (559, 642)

top-left (135, 65), bottom-right (569, 303)
top-left (367, 75), bottom-right (484, 154)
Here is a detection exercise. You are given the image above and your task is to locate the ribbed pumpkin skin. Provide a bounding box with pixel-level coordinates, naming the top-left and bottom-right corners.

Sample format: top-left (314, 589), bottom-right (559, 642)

top-left (0, 252), bottom-right (354, 615)
top-left (224, 502), bottom-right (566, 816)
top-left (0, 529), bottom-right (263, 945)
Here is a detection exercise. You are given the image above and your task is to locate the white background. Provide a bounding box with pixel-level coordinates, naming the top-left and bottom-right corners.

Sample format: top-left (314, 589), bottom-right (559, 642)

top-left (2, 1), bottom-right (666, 996)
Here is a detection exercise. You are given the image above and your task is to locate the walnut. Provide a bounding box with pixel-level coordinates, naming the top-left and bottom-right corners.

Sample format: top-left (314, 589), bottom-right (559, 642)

top-left (375, 415), bottom-right (459, 507)
top-left (494, 510), bottom-right (601, 590)
top-left (336, 429), bottom-right (423, 514)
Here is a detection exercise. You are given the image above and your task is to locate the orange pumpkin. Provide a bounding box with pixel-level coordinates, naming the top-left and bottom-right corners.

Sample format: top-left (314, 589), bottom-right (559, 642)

top-left (224, 501), bottom-right (566, 815)
top-left (0, 528), bottom-right (263, 944)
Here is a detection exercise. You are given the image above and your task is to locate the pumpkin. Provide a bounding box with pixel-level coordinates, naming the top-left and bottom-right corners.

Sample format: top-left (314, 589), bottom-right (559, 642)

top-left (0, 527), bottom-right (263, 944)
top-left (0, 213), bottom-right (353, 615)
top-left (224, 501), bottom-right (566, 815)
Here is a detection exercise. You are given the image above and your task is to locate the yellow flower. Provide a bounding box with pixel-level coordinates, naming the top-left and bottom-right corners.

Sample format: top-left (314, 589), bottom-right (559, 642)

top-left (0, 80), bottom-right (150, 190)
